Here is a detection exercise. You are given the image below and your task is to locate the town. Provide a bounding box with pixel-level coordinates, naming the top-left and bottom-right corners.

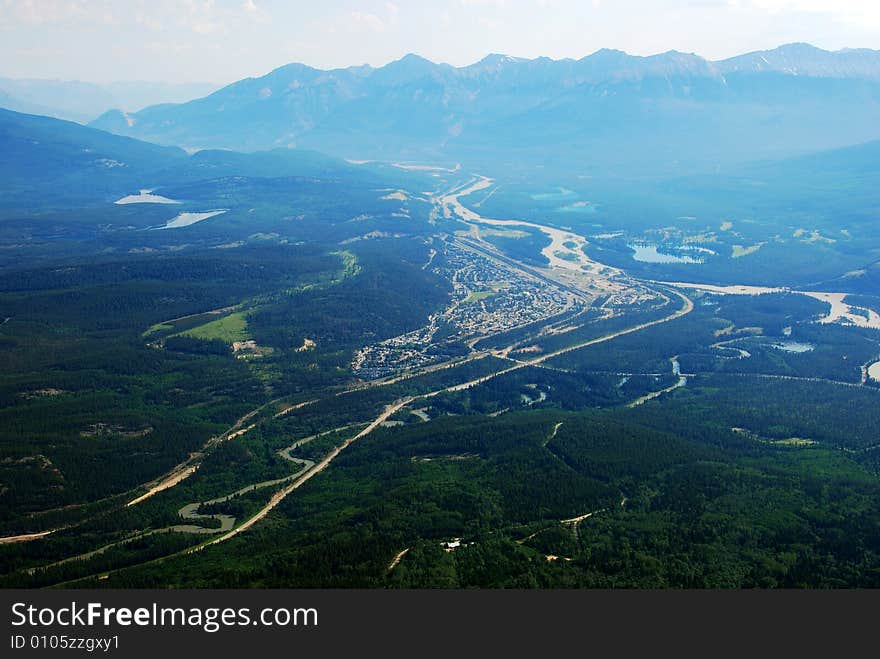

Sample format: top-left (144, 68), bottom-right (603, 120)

top-left (352, 240), bottom-right (583, 378)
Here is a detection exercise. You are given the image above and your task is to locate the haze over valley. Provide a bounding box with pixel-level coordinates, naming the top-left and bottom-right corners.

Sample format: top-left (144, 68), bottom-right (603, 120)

top-left (2, 29), bottom-right (880, 589)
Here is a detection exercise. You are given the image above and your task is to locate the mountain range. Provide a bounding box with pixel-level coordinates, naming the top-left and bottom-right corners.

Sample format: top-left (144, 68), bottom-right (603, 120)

top-left (0, 78), bottom-right (218, 123)
top-left (0, 107), bottom-right (405, 208)
top-left (84, 43), bottom-right (880, 173)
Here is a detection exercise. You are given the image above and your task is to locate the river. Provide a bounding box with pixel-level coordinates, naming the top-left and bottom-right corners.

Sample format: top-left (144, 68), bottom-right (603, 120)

top-left (662, 282), bottom-right (880, 330)
top-left (439, 177), bottom-right (622, 283)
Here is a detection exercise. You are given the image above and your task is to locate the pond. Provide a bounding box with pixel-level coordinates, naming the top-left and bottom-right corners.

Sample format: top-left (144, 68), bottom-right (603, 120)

top-left (555, 201), bottom-right (597, 214)
top-left (115, 189), bottom-right (181, 205)
top-left (159, 210), bottom-right (227, 229)
top-left (771, 341), bottom-right (815, 353)
top-left (628, 243), bottom-right (703, 264)
top-left (530, 188), bottom-right (578, 201)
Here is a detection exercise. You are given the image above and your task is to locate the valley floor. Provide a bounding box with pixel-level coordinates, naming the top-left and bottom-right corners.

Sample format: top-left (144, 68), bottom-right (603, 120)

top-left (2, 168), bottom-right (880, 588)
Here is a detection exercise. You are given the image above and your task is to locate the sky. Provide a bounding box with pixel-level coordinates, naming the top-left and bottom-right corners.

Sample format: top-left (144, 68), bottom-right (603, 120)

top-left (1, 0), bottom-right (879, 84)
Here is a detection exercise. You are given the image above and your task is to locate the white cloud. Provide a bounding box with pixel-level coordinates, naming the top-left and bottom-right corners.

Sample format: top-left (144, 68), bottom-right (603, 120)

top-left (241, 0), bottom-right (269, 22)
top-left (349, 10), bottom-right (385, 32)
top-left (0, 0), bottom-right (268, 32)
top-left (456, 0), bottom-right (508, 7)
top-left (735, 0), bottom-right (880, 27)
top-left (346, 3), bottom-right (405, 34)
top-left (0, 0), bottom-right (104, 25)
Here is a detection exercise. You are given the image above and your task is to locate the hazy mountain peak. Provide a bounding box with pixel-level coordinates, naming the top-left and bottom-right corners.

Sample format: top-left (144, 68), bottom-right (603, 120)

top-left (589, 48), bottom-right (628, 57)
top-left (371, 53), bottom-right (444, 85)
top-left (476, 53), bottom-right (521, 65)
top-left (259, 62), bottom-right (321, 83)
top-left (774, 42), bottom-right (826, 55)
top-left (718, 42), bottom-right (880, 78)
top-left (647, 50), bottom-right (707, 64)
top-left (405, 52), bottom-right (432, 62)
top-left (613, 50), bottom-right (721, 79)
top-left (462, 53), bottom-right (529, 77)
top-left (385, 53), bottom-right (437, 69)
top-left (345, 64), bottom-right (374, 76)
top-left (85, 42), bottom-right (880, 158)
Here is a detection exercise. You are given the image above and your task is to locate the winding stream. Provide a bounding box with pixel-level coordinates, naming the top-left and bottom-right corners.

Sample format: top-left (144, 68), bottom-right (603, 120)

top-left (28, 428), bottom-right (351, 572)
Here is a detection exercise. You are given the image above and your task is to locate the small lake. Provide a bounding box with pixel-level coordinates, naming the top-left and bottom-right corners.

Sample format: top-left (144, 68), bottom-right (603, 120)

top-left (159, 210), bottom-right (227, 230)
top-left (628, 243), bottom-right (703, 264)
top-left (683, 245), bottom-right (717, 255)
top-left (771, 341), bottom-right (815, 353)
top-left (555, 201), bottom-right (597, 214)
top-left (521, 390), bottom-right (548, 406)
top-left (531, 188), bottom-right (578, 201)
top-left (115, 189), bottom-right (181, 205)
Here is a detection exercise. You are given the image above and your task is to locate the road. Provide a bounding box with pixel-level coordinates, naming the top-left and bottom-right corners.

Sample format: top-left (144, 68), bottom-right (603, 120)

top-left (16, 170), bottom-right (669, 547)
top-left (124, 399), bottom-right (319, 509)
top-left (196, 398), bottom-right (413, 550)
top-left (23, 167), bottom-right (880, 587)
top-left (19, 171), bottom-right (696, 578)
top-left (125, 465), bottom-right (199, 508)
top-left (0, 529), bottom-right (55, 545)
top-left (387, 548), bottom-right (410, 572)
top-left (545, 422), bottom-right (564, 447)
top-left (186, 287), bottom-right (692, 554)
top-left (28, 431), bottom-right (330, 572)
top-left (561, 511), bottom-right (600, 526)
top-left (155, 425), bottom-right (364, 537)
